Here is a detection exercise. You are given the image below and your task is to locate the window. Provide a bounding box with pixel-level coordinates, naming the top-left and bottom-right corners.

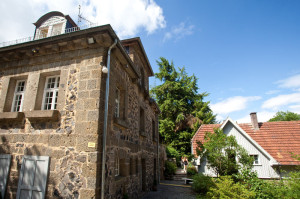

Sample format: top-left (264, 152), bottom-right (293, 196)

top-left (115, 88), bottom-right (120, 118)
top-left (124, 46), bottom-right (130, 54)
top-left (251, 155), bottom-right (260, 165)
top-left (11, 80), bottom-right (26, 112)
top-left (42, 76), bottom-right (60, 110)
top-left (136, 159), bottom-right (139, 174)
top-left (51, 23), bottom-right (63, 36)
top-left (115, 157), bottom-right (120, 177)
top-left (152, 120), bottom-right (156, 141)
top-left (139, 107), bottom-right (145, 133)
top-left (37, 27), bottom-right (49, 39)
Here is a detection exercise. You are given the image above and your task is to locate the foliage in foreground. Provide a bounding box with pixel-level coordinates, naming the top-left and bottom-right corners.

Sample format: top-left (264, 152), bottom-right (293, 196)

top-left (164, 161), bottom-right (177, 176)
top-left (269, 110), bottom-right (300, 122)
top-left (192, 174), bottom-right (215, 195)
top-left (151, 57), bottom-right (216, 155)
top-left (196, 128), bottom-right (253, 176)
top-left (207, 175), bottom-right (255, 199)
top-left (195, 169), bottom-right (300, 199)
top-left (187, 165), bottom-right (198, 176)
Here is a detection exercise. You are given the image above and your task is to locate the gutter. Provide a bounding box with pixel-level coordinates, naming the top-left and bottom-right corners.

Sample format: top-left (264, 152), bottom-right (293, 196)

top-left (101, 38), bottom-right (117, 199)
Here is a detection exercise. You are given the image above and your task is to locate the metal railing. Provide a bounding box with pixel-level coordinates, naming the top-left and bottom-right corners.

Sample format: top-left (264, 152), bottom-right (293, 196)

top-left (0, 23), bottom-right (98, 48)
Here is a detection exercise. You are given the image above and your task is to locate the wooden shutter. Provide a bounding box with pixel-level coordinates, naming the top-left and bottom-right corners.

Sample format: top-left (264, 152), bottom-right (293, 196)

top-left (16, 156), bottom-right (50, 199)
top-left (0, 154), bottom-right (11, 199)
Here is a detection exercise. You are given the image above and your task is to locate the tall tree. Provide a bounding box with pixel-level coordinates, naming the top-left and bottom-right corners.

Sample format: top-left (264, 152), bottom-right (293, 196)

top-left (151, 57), bottom-right (216, 155)
top-left (269, 111), bottom-right (300, 122)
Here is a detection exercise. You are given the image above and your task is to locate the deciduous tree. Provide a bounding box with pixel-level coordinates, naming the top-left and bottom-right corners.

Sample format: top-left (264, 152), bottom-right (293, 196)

top-left (269, 111), bottom-right (300, 122)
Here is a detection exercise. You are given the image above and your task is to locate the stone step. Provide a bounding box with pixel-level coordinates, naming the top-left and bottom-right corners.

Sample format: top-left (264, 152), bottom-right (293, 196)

top-left (173, 174), bottom-right (187, 181)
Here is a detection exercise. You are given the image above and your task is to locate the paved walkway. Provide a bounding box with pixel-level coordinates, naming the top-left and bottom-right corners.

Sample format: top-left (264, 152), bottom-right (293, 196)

top-left (142, 180), bottom-right (197, 199)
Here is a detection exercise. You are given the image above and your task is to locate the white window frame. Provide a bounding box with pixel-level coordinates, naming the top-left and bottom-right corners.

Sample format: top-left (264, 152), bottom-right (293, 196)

top-left (51, 23), bottom-right (63, 36)
top-left (11, 80), bottom-right (26, 112)
top-left (114, 87), bottom-right (120, 118)
top-left (42, 76), bottom-right (60, 110)
top-left (115, 157), bottom-right (120, 176)
top-left (250, 154), bottom-right (260, 165)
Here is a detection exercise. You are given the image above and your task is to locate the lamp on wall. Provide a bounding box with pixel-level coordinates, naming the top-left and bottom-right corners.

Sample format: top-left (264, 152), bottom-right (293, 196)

top-left (102, 66), bottom-right (108, 73)
top-left (87, 37), bottom-right (95, 44)
top-left (32, 48), bottom-right (39, 54)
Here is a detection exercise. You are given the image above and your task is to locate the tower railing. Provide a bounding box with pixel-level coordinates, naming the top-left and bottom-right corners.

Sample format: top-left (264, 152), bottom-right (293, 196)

top-left (0, 23), bottom-right (98, 48)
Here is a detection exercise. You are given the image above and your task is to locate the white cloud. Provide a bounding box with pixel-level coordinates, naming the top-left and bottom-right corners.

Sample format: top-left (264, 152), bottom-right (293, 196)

top-left (211, 96), bottom-right (261, 115)
top-left (265, 90), bottom-right (280, 95)
top-left (0, 0), bottom-right (166, 42)
top-left (236, 111), bottom-right (276, 123)
top-left (163, 22), bottom-right (194, 41)
top-left (289, 104), bottom-right (300, 113)
top-left (261, 92), bottom-right (300, 110)
top-left (277, 74), bottom-right (300, 89)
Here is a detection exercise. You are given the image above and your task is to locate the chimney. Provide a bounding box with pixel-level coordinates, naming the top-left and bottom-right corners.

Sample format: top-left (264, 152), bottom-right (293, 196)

top-left (250, 112), bottom-right (259, 130)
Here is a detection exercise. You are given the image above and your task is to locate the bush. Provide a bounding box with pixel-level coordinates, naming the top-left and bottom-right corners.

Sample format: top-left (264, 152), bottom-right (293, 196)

top-left (187, 166), bottom-right (198, 176)
top-left (287, 171), bottom-right (300, 198)
top-left (166, 145), bottom-right (182, 166)
top-left (207, 175), bottom-right (255, 199)
top-left (192, 174), bottom-right (215, 195)
top-left (236, 168), bottom-right (300, 199)
top-left (164, 161), bottom-right (177, 176)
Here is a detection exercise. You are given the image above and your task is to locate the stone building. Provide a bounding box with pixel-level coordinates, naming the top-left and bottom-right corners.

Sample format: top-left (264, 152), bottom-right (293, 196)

top-left (0, 11), bottom-right (160, 199)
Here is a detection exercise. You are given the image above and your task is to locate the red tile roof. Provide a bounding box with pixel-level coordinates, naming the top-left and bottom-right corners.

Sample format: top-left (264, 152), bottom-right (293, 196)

top-left (192, 121), bottom-right (300, 165)
top-left (192, 124), bottom-right (221, 157)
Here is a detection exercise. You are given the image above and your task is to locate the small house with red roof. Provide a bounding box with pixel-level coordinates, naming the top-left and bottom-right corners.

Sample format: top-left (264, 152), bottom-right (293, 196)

top-left (191, 112), bottom-right (300, 179)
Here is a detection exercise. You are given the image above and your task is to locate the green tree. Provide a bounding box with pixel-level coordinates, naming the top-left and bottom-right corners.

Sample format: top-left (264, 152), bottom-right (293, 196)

top-left (151, 57), bottom-right (216, 155)
top-left (196, 129), bottom-right (253, 177)
top-left (269, 111), bottom-right (300, 122)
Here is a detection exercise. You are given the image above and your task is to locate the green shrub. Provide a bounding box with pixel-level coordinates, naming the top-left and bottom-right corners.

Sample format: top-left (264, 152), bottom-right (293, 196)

top-left (164, 161), bottom-right (177, 176)
top-left (166, 145), bottom-right (182, 166)
top-left (286, 171), bottom-right (300, 198)
top-left (166, 145), bottom-right (180, 159)
top-left (192, 174), bottom-right (215, 195)
top-left (236, 168), bottom-right (300, 199)
top-left (187, 166), bottom-right (198, 176)
top-left (207, 175), bottom-right (255, 199)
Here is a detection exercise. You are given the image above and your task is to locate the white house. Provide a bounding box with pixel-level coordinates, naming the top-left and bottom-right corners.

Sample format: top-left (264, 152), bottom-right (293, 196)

top-left (191, 112), bottom-right (300, 179)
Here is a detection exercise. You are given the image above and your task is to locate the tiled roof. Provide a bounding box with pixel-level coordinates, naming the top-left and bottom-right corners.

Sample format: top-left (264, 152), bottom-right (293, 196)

top-left (192, 121), bottom-right (300, 165)
top-left (192, 124), bottom-right (221, 156)
top-left (239, 121), bottom-right (300, 165)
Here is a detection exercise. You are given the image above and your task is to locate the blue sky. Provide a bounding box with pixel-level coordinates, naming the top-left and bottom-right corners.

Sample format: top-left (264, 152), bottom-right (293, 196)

top-left (1, 0), bottom-right (300, 122)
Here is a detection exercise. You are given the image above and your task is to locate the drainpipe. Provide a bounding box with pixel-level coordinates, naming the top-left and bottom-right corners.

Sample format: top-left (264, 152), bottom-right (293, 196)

top-left (101, 38), bottom-right (117, 199)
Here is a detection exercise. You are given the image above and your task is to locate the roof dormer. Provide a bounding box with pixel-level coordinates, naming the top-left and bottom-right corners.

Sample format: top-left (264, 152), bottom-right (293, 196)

top-left (33, 11), bottom-right (77, 40)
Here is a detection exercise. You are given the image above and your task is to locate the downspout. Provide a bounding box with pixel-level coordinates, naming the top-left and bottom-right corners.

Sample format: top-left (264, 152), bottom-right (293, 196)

top-left (157, 119), bottom-right (160, 183)
top-left (101, 38), bottom-right (117, 199)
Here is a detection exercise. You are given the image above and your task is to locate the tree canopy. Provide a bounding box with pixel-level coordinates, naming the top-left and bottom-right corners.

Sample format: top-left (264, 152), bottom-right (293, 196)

top-left (196, 129), bottom-right (253, 177)
top-left (150, 57), bottom-right (216, 155)
top-left (269, 111), bottom-right (300, 122)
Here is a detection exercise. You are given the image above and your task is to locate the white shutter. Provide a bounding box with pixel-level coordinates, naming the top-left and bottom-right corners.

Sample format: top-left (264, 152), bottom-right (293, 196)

top-left (0, 154), bottom-right (11, 199)
top-left (16, 156), bottom-right (50, 199)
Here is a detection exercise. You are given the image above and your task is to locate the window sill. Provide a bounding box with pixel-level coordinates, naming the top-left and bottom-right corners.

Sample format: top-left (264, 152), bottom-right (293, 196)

top-left (0, 112), bottom-right (24, 121)
top-left (139, 130), bottom-right (146, 137)
top-left (115, 175), bottom-right (126, 182)
top-left (253, 164), bottom-right (262, 166)
top-left (113, 117), bottom-right (129, 129)
top-left (24, 110), bottom-right (59, 121)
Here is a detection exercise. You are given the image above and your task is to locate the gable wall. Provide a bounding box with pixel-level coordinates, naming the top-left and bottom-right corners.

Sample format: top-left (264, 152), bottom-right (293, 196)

top-left (224, 122), bottom-right (279, 178)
